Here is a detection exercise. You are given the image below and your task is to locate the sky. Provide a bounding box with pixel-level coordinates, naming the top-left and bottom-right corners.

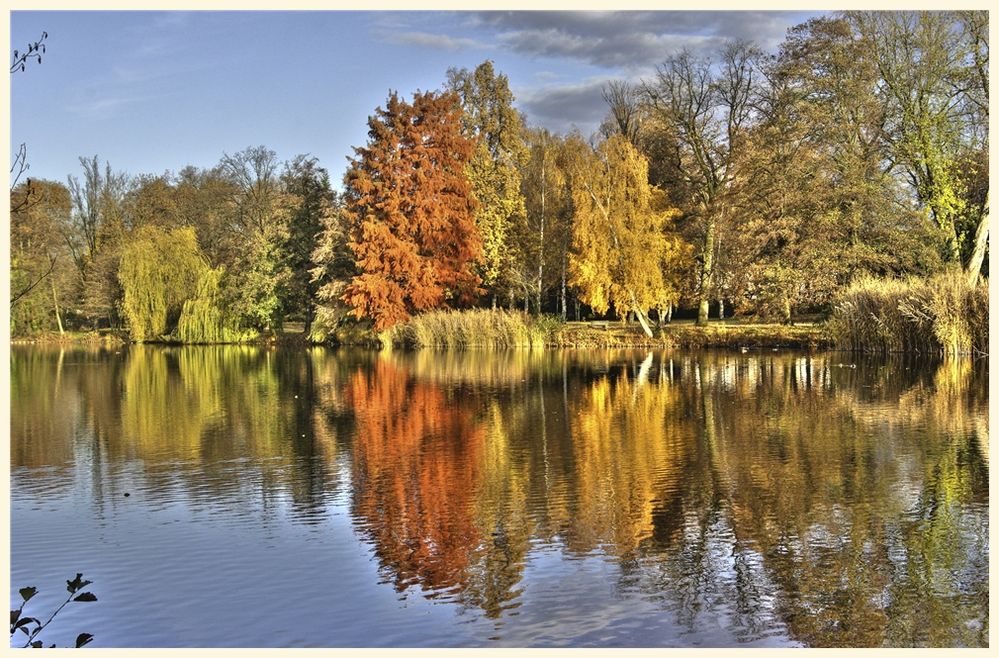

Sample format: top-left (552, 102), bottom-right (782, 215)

top-left (10, 10), bottom-right (824, 189)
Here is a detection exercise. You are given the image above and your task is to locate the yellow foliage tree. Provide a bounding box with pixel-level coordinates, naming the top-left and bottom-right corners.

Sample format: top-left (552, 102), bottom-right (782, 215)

top-left (568, 135), bottom-right (685, 337)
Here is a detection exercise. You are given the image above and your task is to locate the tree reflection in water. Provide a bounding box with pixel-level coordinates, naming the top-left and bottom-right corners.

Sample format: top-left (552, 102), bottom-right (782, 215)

top-left (10, 345), bottom-right (988, 646)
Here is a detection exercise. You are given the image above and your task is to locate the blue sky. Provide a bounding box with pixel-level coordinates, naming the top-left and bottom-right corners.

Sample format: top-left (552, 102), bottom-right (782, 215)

top-left (11, 10), bottom-right (822, 188)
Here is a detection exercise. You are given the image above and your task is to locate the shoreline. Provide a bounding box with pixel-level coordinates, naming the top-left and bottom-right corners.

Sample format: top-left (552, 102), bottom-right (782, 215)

top-left (10, 322), bottom-right (834, 351)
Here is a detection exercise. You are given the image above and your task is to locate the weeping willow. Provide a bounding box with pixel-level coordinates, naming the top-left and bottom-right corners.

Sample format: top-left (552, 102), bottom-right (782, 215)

top-left (118, 227), bottom-right (207, 342)
top-left (175, 267), bottom-right (257, 343)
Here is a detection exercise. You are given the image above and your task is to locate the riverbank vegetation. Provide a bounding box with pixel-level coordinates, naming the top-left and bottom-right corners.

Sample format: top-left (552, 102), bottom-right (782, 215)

top-left (829, 272), bottom-right (988, 357)
top-left (9, 12), bottom-right (988, 354)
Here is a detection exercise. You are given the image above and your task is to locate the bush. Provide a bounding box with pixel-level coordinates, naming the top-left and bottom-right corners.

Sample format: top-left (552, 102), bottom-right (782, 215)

top-left (829, 271), bottom-right (987, 356)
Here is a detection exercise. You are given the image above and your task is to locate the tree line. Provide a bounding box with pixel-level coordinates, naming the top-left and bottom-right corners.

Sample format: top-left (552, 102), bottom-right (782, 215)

top-left (9, 12), bottom-right (988, 341)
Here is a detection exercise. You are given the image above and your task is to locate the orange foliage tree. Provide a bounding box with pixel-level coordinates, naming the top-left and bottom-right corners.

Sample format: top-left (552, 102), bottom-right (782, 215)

top-left (342, 90), bottom-right (482, 330)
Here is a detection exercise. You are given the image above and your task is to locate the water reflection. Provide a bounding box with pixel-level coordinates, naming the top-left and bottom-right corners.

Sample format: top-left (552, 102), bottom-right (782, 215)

top-left (10, 345), bottom-right (988, 647)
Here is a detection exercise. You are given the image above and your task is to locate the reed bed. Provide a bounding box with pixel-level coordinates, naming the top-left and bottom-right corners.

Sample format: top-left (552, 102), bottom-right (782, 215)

top-left (388, 308), bottom-right (563, 348)
top-left (829, 271), bottom-right (988, 357)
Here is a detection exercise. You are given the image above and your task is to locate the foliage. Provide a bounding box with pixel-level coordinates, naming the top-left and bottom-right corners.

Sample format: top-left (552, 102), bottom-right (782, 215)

top-left (849, 11), bottom-right (985, 265)
top-left (10, 30), bottom-right (47, 73)
top-left (279, 155), bottom-right (337, 330)
top-left (10, 574), bottom-right (97, 648)
top-left (9, 180), bottom-right (74, 335)
top-left (447, 61), bottom-right (529, 302)
top-left (342, 89), bottom-right (481, 330)
top-left (567, 135), bottom-right (687, 336)
top-left (829, 271), bottom-right (988, 356)
top-left (309, 202), bottom-right (354, 343)
top-left (175, 267), bottom-right (258, 343)
top-left (118, 226), bottom-right (210, 341)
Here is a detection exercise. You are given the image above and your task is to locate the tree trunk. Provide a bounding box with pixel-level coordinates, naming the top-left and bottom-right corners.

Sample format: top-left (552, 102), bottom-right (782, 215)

top-left (537, 154), bottom-right (546, 317)
top-left (560, 266), bottom-right (567, 320)
top-left (303, 305), bottom-right (314, 336)
top-left (51, 276), bottom-right (64, 336)
top-left (697, 216), bottom-right (716, 326)
top-left (718, 297), bottom-right (725, 320)
top-left (628, 290), bottom-right (654, 338)
top-left (966, 189), bottom-right (989, 285)
top-left (666, 303), bottom-right (672, 323)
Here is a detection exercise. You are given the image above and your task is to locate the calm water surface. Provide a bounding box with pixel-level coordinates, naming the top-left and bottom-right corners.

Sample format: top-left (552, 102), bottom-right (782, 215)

top-left (9, 346), bottom-right (989, 647)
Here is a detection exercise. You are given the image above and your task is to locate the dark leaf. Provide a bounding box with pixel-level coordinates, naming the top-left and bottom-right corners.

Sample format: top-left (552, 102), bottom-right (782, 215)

top-left (19, 626), bottom-right (31, 636)
top-left (11, 608), bottom-right (20, 626)
top-left (13, 617), bottom-right (38, 631)
top-left (76, 633), bottom-right (94, 648)
top-left (12, 49), bottom-right (18, 58)
top-left (30, 640), bottom-right (42, 648)
top-left (74, 592), bottom-right (97, 602)
top-left (38, 57), bottom-right (41, 64)
top-left (67, 574), bottom-right (84, 593)
top-left (19, 587), bottom-right (37, 602)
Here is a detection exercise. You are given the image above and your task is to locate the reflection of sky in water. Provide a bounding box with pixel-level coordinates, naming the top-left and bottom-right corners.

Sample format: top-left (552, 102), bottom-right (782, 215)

top-left (10, 346), bottom-right (989, 647)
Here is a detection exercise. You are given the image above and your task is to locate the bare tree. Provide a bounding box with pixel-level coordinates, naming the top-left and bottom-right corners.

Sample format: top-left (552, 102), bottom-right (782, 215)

top-left (641, 41), bottom-right (760, 325)
top-left (601, 80), bottom-right (641, 144)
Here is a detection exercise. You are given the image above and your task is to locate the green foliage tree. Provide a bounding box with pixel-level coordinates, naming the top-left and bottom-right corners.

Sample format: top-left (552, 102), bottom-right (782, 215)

top-left (280, 155), bottom-right (337, 332)
top-left (309, 196), bottom-right (353, 342)
top-left (849, 11), bottom-right (986, 267)
top-left (218, 146), bottom-right (288, 332)
top-left (725, 17), bottom-right (944, 322)
top-left (117, 226), bottom-right (210, 341)
top-left (447, 61), bottom-right (529, 306)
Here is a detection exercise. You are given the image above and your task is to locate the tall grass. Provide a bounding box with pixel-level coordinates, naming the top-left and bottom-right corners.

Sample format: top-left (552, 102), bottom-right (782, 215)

top-left (388, 308), bottom-right (563, 349)
top-left (829, 271), bottom-right (988, 357)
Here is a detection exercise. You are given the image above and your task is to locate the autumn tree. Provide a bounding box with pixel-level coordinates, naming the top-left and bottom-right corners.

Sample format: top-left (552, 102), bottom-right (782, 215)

top-left (642, 42), bottom-right (760, 325)
top-left (9, 180), bottom-right (75, 335)
top-left (726, 17), bottom-right (943, 322)
top-left (447, 61), bottom-right (529, 307)
top-left (342, 89), bottom-right (481, 330)
top-left (520, 127), bottom-right (569, 314)
top-left (568, 134), bottom-right (684, 337)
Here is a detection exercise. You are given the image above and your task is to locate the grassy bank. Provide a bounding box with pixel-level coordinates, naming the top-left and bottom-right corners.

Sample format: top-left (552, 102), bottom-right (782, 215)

top-left (829, 272), bottom-right (988, 357)
top-left (368, 309), bottom-right (831, 350)
top-left (9, 330), bottom-right (128, 347)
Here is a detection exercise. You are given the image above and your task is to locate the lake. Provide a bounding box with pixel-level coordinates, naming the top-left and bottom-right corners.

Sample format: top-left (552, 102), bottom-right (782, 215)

top-left (9, 345), bottom-right (989, 647)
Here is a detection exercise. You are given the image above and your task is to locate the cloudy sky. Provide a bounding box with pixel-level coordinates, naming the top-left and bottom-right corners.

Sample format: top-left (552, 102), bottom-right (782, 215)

top-left (11, 10), bottom-right (823, 187)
